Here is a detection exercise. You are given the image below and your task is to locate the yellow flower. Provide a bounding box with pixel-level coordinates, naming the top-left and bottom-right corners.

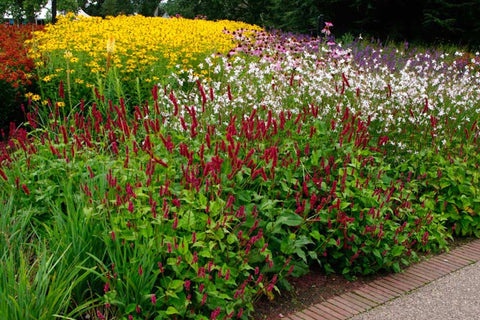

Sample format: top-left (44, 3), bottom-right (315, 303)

top-left (75, 78), bottom-right (84, 84)
top-left (57, 101), bottom-right (66, 107)
top-left (32, 94), bottom-right (41, 101)
top-left (42, 75), bottom-right (52, 82)
top-left (25, 92), bottom-right (33, 98)
top-left (27, 14), bottom-right (263, 101)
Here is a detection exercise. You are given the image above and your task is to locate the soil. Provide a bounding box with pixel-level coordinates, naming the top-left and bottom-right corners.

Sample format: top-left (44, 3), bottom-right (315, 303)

top-left (252, 264), bottom-right (380, 320)
top-left (252, 237), bottom-right (476, 320)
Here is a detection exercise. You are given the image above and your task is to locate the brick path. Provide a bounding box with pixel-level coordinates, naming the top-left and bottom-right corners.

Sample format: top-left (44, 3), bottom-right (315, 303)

top-left (284, 239), bottom-right (480, 320)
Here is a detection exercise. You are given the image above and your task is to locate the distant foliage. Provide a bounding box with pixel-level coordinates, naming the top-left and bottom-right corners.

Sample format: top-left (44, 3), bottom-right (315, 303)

top-left (162, 0), bottom-right (480, 46)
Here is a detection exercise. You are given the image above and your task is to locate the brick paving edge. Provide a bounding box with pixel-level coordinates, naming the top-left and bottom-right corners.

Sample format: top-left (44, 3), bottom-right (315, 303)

top-left (285, 238), bottom-right (480, 320)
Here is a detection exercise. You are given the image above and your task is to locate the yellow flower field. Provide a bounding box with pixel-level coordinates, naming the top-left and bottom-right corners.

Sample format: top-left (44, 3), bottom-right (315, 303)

top-left (27, 13), bottom-right (262, 105)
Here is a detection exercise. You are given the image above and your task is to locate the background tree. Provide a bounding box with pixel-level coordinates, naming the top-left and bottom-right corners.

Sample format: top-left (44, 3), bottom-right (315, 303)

top-left (162, 0), bottom-right (480, 47)
top-left (0, 0), bottom-right (48, 23)
top-left (131, 0), bottom-right (161, 16)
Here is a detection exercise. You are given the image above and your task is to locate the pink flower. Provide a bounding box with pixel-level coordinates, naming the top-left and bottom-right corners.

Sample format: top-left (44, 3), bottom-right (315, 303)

top-left (128, 201), bottom-right (134, 213)
top-left (151, 294), bottom-right (157, 305)
top-left (96, 310), bottom-right (105, 320)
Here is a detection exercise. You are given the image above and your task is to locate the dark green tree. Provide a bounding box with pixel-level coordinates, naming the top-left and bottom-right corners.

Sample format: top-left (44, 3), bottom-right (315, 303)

top-left (132, 0), bottom-right (163, 16)
top-left (161, 0), bottom-right (271, 24)
top-left (1, 0), bottom-right (48, 23)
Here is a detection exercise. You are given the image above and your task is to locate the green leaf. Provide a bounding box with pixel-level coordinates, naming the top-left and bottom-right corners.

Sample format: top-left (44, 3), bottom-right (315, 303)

top-left (276, 212), bottom-right (304, 227)
top-left (391, 245), bottom-right (404, 257)
top-left (309, 230), bottom-right (323, 241)
top-left (198, 192), bottom-right (207, 209)
top-left (392, 262), bottom-right (401, 273)
top-left (126, 303), bottom-right (136, 313)
top-left (294, 248), bottom-right (307, 263)
top-left (169, 280), bottom-right (185, 291)
top-left (166, 306), bottom-right (180, 315)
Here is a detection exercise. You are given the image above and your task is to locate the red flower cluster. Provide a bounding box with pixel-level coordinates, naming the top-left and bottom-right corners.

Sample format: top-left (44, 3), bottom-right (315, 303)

top-left (0, 24), bottom-right (43, 88)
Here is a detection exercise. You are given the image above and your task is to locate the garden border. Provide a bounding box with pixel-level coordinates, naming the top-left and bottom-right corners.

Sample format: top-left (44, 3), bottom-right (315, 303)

top-left (284, 239), bottom-right (480, 320)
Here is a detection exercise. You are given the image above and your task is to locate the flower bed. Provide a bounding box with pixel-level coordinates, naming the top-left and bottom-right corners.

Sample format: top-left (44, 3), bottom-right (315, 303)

top-left (26, 14), bottom-right (262, 107)
top-left (1, 17), bottom-right (480, 320)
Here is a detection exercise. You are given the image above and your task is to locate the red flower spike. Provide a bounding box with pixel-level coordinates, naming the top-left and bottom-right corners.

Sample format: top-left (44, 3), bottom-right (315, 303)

top-left (0, 169), bottom-right (7, 181)
top-left (21, 184), bottom-right (30, 195)
top-left (59, 80), bottom-right (65, 99)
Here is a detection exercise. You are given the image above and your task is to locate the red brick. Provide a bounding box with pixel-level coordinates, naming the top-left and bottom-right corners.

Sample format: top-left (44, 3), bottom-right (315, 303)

top-left (371, 279), bottom-right (406, 295)
top-left (379, 276), bottom-right (418, 292)
top-left (358, 283), bottom-right (398, 299)
top-left (310, 304), bottom-right (345, 320)
top-left (343, 291), bottom-right (381, 307)
top-left (299, 309), bottom-right (322, 320)
top-left (401, 268), bottom-right (436, 282)
top-left (388, 273), bottom-right (425, 287)
top-left (389, 272), bottom-right (428, 286)
top-left (351, 288), bottom-right (389, 304)
top-left (446, 250), bottom-right (478, 262)
top-left (430, 256), bottom-right (468, 268)
top-left (442, 253), bottom-right (473, 264)
top-left (288, 314), bottom-right (310, 320)
top-left (462, 242), bottom-right (480, 253)
top-left (342, 292), bottom-right (378, 309)
top-left (408, 263), bottom-right (448, 278)
top-left (424, 259), bottom-right (460, 272)
top-left (322, 301), bottom-right (356, 318)
top-left (328, 296), bottom-right (367, 313)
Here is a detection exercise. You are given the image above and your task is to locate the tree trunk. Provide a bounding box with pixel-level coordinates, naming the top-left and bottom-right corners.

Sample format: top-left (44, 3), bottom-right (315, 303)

top-left (52, 0), bottom-right (57, 23)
